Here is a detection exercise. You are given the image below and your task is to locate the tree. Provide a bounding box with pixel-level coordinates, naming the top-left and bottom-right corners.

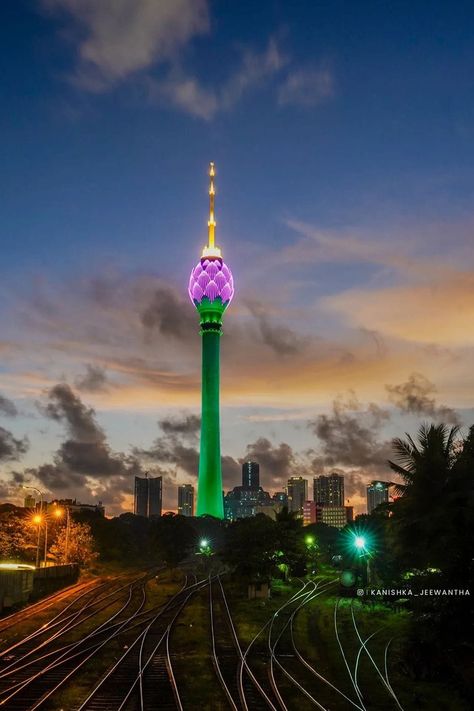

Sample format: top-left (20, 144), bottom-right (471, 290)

top-left (0, 508), bottom-right (37, 561)
top-left (222, 514), bottom-right (278, 579)
top-left (50, 521), bottom-right (98, 566)
top-left (388, 423), bottom-right (462, 571)
top-left (150, 513), bottom-right (196, 570)
top-left (274, 507), bottom-right (306, 577)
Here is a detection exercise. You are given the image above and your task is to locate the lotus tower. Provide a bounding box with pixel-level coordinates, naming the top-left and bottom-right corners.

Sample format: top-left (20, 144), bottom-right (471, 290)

top-left (188, 163), bottom-right (234, 518)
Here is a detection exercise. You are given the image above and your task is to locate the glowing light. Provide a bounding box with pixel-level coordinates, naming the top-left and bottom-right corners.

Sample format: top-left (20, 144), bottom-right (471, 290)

top-left (53, 508), bottom-right (64, 518)
top-left (305, 535), bottom-right (315, 546)
top-left (354, 536), bottom-right (366, 549)
top-left (200, 539), bottom-right (209, 548)
top-left (32, 514), bottom-right (42, 525)
top-left (0, 563), bottom-right (35, 571)
top-left (189, 259), bottom-right (234, 305)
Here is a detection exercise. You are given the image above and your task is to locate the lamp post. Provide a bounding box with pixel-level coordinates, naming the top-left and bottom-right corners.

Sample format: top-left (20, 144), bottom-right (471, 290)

top-left (52, 504), bottom-right (70, 563)
top-left (21, 485), bottom-right (44, 568)
top-left (353, 535), bottom-right (372, 585)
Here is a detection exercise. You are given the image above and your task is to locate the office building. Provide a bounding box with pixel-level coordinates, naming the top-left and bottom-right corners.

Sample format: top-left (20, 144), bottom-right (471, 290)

top-left (178, 484), bottom-right (194, 517)
top-left (224, 486), bottom-right (272, 521)
top-left (313, 473), bottom-right (344, 507)
top-left (316, 505), bottom-right (348, 529)
top-left (134, 475), bottom-right (162, 518)
top-left (303, 500), bottom-right (317, 526)
top-left (287, 477), bottom-right (308, 515)
top-left (242, 461), bottom-right (259, 490)
top-left (367, 481), bottom-right (389, 514)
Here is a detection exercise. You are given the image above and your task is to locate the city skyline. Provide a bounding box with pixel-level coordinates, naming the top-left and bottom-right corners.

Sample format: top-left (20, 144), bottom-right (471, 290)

top-left (0, 2), bottom-right (473, 515)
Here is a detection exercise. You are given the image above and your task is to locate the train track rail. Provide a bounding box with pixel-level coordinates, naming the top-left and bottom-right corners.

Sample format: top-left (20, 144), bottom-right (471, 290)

top-left (0, 578), bottom-right (101, 635)
top-left (78, 574), bottom-right (209, 711)
top-left (0, 573), bottom-right (153, 710)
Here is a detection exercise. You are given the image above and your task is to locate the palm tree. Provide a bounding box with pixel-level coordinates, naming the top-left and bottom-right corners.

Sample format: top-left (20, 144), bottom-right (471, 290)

top-left (389, 422), bottom-right (459, 496)
top-left (387, 423), bottom-right (459, 570)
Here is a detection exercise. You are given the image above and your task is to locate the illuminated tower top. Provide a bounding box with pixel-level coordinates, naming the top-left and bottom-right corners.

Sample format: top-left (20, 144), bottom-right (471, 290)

top-left (188, 162), bottom-right (234, 306)
top-left (202, 161), bottom-right (220, 259)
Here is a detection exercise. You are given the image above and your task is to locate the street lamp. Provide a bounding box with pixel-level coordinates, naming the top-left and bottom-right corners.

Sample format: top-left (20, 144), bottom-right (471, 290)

top-left (52, 504), bottom-right (71, 563)
top-left (32, 513), bottom-right (43, 568)
top-left (351, 532), bottom-right (372, 585)
top-left (21, 485), bottom-right (45, 568)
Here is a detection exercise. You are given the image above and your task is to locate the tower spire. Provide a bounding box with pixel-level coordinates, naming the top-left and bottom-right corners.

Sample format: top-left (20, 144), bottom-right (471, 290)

top-left (202, 161), bottom-right (221, 259)
top-left (208, 161), bottom-right (216, 248)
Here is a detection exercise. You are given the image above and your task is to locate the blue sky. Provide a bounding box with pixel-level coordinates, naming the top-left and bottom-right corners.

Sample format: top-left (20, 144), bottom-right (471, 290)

top-left (0, 0), bottom-right (473, 514)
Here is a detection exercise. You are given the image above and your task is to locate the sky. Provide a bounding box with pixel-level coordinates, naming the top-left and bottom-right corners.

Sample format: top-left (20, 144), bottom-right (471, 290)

top-left (0, 0), bottom-right (473, 515)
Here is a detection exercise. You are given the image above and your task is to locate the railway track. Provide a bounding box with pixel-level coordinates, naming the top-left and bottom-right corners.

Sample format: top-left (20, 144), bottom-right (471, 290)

top-left (0, 578), bottom-right (101, 635)
top-left (238, 580), bottom-right (311, 711)
top-left (0, 573), bottom-right (152, 710)
top-left (208, 575), bottom-right (246, 711)
top-left (78, 574), bottom-right (208, 711)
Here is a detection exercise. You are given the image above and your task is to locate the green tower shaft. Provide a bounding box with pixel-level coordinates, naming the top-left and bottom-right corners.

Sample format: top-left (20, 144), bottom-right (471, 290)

top-left (196, 298), bottom-right (226, 518)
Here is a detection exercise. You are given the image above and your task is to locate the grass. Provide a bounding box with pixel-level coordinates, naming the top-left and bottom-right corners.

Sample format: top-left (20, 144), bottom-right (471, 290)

top-left (171, 582), bottom-right (229, 711)
top-left (293, 592), bottom-right (471, 711)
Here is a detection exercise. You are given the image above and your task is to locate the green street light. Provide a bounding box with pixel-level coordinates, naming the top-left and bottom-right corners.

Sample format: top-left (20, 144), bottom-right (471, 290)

top-left (305, 535), bottom-right (315, 546)
top-left (354, 536), bottom-right (366, 550)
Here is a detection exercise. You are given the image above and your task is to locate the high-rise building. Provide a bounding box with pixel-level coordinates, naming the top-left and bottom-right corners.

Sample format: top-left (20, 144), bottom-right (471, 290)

top-left (134, 475), bottom-right (162, 518)
top-left (367, 480), bottom-right (389, 513)
top-left (287, 477), bottom-right (308, 515)
top-left (313, 473), bottom-right (344, 507)
top-left (189, 163), bottom-right (234, 518)
top-left (242, 461), bottom-right (259, 490)
top-left (303, 500), bottom-right (316, 525)
top-left (315, 505), bottom-right (348, 529)
top-left (178, 484), bottom-right (194, 517)
top-left (224, 486), bottom-right (272, 521)
top-left (24, 495), bottom-right (36, 509)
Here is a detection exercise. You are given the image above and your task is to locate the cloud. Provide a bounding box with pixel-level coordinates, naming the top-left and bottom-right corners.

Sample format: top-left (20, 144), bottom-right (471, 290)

top-left (324, 272), bottom-right (474, 346)
top-left (0, 394), bottom-right (18, 417)
top-left (0, 427), bottom-right (28, 462)
top-left (75, 364), bottom-right (108, 392)
top-left (140, 287), bottom-right (197, 343)
top-left (278, 66), bottom-right (334, 107)
top-left (44, 1), bottom-right (291, 119)
top-left (44, 0), bottom-right (209, 90)
top-left (133, 412), bottom-right (199, 477)
top-left (245, 437), bottom-right (296, 486)
top-left (246, 301), bottom-right (306, 356)
top-left (26, 384), bottom-right (148, 512)
top-left (386, 372), bottom-right (459, 424)
top-left (309, 394), bottom-right (392, 469)
top-left (147, 38), bottom-right (287, 120)
top-left (159, 414), bottom-right (200, 440)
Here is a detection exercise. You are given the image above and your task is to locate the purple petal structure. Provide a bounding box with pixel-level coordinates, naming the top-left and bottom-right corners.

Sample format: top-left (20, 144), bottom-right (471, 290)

top-left (189, 258), bottom-right (234, 306)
